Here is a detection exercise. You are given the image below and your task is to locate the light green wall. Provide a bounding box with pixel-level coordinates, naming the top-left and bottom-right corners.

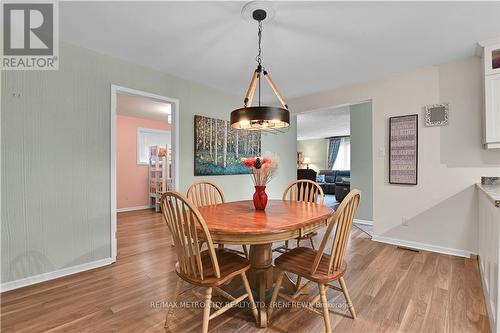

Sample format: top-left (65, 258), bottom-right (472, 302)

top-left (350, 102), bottom-right (373, 221)
top-left (297, 138), bottom-right (328, 172)
top-left (1, 42), bottom-right (296, 284)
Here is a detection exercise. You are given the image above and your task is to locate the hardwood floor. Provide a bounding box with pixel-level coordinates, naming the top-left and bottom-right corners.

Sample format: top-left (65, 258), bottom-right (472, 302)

top-left (1, 209), bottom-right (490, 332)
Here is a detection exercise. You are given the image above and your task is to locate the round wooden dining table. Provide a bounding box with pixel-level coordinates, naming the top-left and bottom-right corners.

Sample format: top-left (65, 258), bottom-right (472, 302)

top-left (197, 199), bottom-right (334, 327)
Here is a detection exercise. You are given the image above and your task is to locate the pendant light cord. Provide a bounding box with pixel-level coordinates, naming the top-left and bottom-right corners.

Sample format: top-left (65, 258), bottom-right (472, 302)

top-left (256, 20), bottom-right (262, 67)
top-left (256, 20), bottom-right (263, 107)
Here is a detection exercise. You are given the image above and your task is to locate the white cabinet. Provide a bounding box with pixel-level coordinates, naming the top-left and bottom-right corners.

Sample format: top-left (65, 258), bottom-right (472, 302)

top-left (485, 75), bottom-right (500, 148)
top-left (483, 42), bottom-right (500, 76)
top-left (480, 41), bottom-right (500, 149)
top-left (477, 185), bottom-right (500, 333)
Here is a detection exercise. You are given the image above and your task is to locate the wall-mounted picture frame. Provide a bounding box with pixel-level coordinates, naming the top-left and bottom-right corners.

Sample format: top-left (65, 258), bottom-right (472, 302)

top-left (424, 103), bottom-right (449, 127)
top-left (389, 114), bottom-right (418, 185)
top-left (194, 115), bottom-right (261, 176)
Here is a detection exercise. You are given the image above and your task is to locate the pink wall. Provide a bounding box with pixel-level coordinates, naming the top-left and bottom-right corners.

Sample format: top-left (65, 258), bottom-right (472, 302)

top-left (117, 115), bottom-right (171, 209)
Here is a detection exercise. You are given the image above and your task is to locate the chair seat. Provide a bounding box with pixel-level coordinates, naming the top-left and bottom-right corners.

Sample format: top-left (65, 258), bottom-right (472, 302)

top-left (176, 249), bottom-right (250, 287)
top-left (274, 247), bottom-right (346, 283)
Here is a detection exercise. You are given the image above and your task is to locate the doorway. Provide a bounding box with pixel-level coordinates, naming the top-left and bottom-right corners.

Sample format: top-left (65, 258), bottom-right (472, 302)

top-left (297, 105), bottom-right (351, 208)
top-left (110, 85), bottom-right (179, 261)
top-left (296, 102), bottom-right (373, 233)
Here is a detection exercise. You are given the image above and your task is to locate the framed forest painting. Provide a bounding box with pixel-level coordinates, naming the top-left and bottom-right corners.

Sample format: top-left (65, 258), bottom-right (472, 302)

top-left (194, 115), bottom-right (261, 176)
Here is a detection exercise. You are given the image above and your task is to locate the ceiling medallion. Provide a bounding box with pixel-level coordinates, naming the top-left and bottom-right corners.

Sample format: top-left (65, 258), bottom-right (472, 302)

top-left (230, 6), bottom-right (290, 132)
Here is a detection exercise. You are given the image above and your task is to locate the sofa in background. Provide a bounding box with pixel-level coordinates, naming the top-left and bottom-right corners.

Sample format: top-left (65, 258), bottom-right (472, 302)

top-left (317, 170), bottom-right (351, 200)
top-left (334, 179), bottom-right (350, 202)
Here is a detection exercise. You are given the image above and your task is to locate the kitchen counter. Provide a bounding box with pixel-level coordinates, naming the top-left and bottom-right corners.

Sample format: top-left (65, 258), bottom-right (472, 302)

top-left (477, 183), bottom-right (500, 208)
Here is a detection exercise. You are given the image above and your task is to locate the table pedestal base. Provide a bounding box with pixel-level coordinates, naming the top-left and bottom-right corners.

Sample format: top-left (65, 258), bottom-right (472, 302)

top-left (247, 243), bottom-right (298, 327)
top-left (247, 244), bottom-right (273, 327)
top-left (219, 243), bottom-right (300, 327)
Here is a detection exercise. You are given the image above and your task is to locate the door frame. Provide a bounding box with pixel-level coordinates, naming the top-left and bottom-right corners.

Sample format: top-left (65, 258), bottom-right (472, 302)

top-left (110, 84), bottom-right (180, 261)
top-left (294, 100), bottom-right (374, 226)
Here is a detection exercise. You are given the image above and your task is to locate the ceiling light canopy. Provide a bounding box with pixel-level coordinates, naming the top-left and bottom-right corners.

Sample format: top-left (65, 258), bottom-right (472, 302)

top-left (230, 6), bottom-right (290, 132)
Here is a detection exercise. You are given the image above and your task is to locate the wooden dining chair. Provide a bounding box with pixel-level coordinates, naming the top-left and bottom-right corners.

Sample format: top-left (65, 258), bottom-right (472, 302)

top-left (161, 191), bottom-right (258, 333)
top-left (187, 180), bottom-right (248, 258)
top-left (274, 179), bottom-right (325, 253)
top-left (268, 189), bottom-right (361, 333)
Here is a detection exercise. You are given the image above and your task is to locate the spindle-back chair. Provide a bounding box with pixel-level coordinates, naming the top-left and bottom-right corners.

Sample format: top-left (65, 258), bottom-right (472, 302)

top-left (187, 180), bottom-right (248, 258)
top-left (161, 191), bottom-right (258, 333)
top-left (274, 179), bottom-right (325, 253)
top-left (268, 189), bottom-right (361, 333)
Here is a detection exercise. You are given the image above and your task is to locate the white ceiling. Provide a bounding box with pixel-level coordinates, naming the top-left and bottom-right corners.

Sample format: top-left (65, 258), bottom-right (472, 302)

top-left (297, 105), bottom-right (350, 140)
top-left (117, 93), bottom-right (171, 122)
top-left (60, 2), bottom-right (500, 101)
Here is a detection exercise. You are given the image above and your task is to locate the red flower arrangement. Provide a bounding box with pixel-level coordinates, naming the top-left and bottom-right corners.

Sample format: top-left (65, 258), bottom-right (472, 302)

top-left (241, 155), bottom-right (277, 186)
top-left (241, 155), bottom-right (277, 210)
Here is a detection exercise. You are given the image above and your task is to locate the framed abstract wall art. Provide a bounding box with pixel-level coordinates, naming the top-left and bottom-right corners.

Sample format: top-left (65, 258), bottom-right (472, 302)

top-left (194, 115), bottom-right (261, 176)
top-left (389, 114), bottom-right (418, 185)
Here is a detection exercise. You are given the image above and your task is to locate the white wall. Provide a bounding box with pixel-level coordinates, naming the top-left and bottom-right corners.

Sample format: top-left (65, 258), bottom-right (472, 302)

top-left (1, 42), bottom-right (296, 287)
top-left (289, 56), bottom-right (500, 254)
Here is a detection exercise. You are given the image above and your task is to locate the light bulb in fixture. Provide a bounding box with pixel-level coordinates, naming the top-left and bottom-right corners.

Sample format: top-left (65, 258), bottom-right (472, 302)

top-left (239, 119), bottom-right (250, 128)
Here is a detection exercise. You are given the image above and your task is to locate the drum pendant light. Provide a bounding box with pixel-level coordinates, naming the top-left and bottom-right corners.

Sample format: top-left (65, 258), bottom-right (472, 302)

top-left (230, 8), bottom-right (290, 131)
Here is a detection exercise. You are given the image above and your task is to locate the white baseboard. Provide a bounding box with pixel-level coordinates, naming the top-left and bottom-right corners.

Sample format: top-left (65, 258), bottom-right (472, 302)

top-left (117, 205), bottom-right (153, 213)
top-left (372, 235), bottom-right (475, 258)
top-left (0, 257), bottom-right (115, 293)
top-left (354, 219), bottom-right (373, 226)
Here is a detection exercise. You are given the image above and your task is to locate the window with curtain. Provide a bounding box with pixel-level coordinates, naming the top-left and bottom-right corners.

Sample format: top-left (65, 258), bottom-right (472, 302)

top-left (137, 128), bottom-right (171, 164)
top-left (332, 137), bottom-right (350, 170)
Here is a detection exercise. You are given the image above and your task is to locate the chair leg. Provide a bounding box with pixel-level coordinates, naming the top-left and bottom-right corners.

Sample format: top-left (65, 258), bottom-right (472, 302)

top-left (164, 278), bottom-right (183, 328)
top-left (294, 239), bottom-right (302, 288)
top-left (309, 237), bottom-right (315, 250)
top-left (218, 244), bottom-right (224, 249)
top-left (296, 276), bottom-right (302, 290)
top-left (242, 245), bottom-right (249, 259)
top-left (319, 283), bottom-right (332, 333)
top-left (339, 277), bottom-right (357, 319)
top-left (202, 287), bottom-right (213, 333)
top-left (268, 270), bottom-right (285, 320)
top-left (240, 272), bottom-right (259, 323)
top-left (284, 240), bottom-right (289, 251)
